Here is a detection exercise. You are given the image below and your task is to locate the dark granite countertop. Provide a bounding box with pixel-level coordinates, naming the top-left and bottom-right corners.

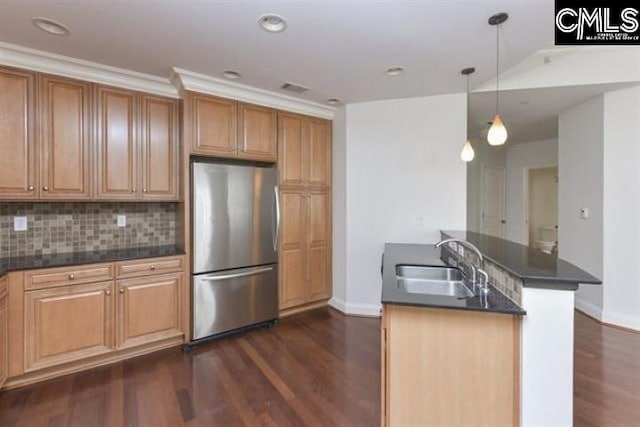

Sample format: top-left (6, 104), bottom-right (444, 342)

top-left (0, 245), bottom-right (185, 276)
top-left (381, 243), bottom-right (525, 316)
top-left (441, 230), bottom-right (601, 290)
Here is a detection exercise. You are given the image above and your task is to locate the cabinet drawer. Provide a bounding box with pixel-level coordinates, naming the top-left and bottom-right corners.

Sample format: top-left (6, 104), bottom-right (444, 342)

top-left (115, 256), bottom-right (184, 278)
top-left (25, 263), bottom-right (114, 291)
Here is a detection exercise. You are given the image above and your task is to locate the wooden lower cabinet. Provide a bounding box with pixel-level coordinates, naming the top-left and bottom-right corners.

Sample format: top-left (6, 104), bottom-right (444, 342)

top-left (24, 281), bottom-right (114, 372)
top-left (381, 305), bottom-right (520, 426)
top-left (0, 276), bottom-right (8, 388)
top-left (279, 188), bottom-right (331, 311)
top-left (117, 273), bottom-right (182, 349)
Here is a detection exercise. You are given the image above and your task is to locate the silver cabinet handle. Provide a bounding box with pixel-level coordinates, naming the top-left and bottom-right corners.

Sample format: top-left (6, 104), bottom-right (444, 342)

top-left (143, 188), bottom-right (148, 193)
top-left (104, 290), bottom-right (111, 296)
top-left (28, 186), bottom-right (34, 191)
top-left (273, 186), bottom-right (280, 252)
top-left (131, 188), bottom-right (136, 193)
top-left (43, 186), bottom-right (49, 191)
top-left (119, 288), bottom-right (125, 294)
top-left (200, 266), bottom-right (274, 282)
top-left (68, 273), bottom-right (75, 280)
top-left (150, 265), bottom-right (156, 271)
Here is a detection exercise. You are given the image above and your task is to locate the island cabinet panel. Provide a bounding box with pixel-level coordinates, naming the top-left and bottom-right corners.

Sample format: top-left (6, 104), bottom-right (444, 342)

top-left (116, 273), bottom-right (182, 349)
top-left (0, 276), bottom-right (8, 389)
top-left (39, 75), bottom-right (92, 199)
top-left (0, 67), bottom-right (37, 199)
top-left (140, 95), bottom-right (179, 200)
top-left (95, 86), bottom-right (138, 199)
top-left (278, 112), bottom-right (306, 187)
top-left (279, 190), bottom-right (307, 309)
top-left (189, 92), bottom-right (237, 157)
top-left (24, 281), bottom-right (114, 372)
top-left (382, 305), bottom-right (520, 427)
top-left (238, 102), bottom-right (277, 162)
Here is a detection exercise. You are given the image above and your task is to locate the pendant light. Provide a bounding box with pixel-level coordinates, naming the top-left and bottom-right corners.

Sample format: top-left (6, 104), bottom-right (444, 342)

top-left (460, 67), bottom-right (475, 162)
top-left (487, 12), bottom-right (508, 146)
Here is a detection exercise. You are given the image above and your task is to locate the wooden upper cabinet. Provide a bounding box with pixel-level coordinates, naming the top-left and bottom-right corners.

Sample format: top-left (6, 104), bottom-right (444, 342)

top-left (0, 67), bottom-right (37, 199)
top-left (307, 190), bottom-right (331, 302)
top-left (308, 118), bottom-right (332, 188)
top-left (278, 113), bottom-right (306, 186)
top-left (279, 189), bottom-right (307, 309)
top-left (238, 103), bottom-right (277, 162)
top-left (39, 75), bottom-right (92, 199)
top-left (189, 92), bottom-right (237, 157)
top-left (141, 95), bottom-right (179, 200)
top-left (96, 86), bottom-right (138, 199)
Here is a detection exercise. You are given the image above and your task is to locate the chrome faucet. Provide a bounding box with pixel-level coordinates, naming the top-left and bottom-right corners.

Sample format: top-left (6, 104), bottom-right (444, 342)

top-left (435, 238), bottom-right (489, 294)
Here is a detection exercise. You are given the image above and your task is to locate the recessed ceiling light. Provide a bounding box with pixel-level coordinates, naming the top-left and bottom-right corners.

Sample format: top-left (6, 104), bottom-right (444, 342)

top-left (222, 70), bottom-right (241, 80)
top-left (32, 17), bottom-right (70, 36)
top-left (385, 66), bottom-right (405, 77)
top-left (326, 98), bottom-right (341, 105)
top-left (258, 14), bottom-right (287, 33)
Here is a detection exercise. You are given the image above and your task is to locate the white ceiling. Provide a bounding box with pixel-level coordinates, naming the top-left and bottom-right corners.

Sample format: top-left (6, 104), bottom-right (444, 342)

top-left (468, 82), bottom-right (639, 144)
top-left (0, 0), bottom-right (554, 104)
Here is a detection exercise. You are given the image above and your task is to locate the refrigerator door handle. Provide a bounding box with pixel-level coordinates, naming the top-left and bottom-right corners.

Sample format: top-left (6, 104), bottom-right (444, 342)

top-left (200, 266), bottom-right (275, 281)
top-left (273, 186), bottom-right (281, 252)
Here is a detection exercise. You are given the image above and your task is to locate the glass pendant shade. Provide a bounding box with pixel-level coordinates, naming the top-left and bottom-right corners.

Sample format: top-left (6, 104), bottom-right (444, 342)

top-left (487, 114), bottom-right (508, 146)
top-left (460, 140), bottom-right (475, 162)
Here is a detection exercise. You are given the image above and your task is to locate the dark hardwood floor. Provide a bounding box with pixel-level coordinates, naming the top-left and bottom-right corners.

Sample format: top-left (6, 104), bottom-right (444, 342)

top-left (0, 308), bottom-right (380, 427)
top-left (1, 308), bottom-right (639, 426)
top-left (574, 311), bottom-right (640, 427)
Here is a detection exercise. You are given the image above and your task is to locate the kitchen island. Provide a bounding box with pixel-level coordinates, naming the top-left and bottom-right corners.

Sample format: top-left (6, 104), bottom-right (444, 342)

top-left (381, 234), bottom-right (601, 427)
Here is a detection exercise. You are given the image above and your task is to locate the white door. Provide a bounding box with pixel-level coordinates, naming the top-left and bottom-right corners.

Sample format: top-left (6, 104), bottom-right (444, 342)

top-left (481, 166), bottom-right (506, 238)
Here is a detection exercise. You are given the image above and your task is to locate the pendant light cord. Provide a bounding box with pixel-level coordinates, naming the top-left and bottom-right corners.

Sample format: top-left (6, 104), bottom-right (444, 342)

top-left (495, 23), bottom-right (500, 115)
top-left (466, 72), bottom-right (470, 138)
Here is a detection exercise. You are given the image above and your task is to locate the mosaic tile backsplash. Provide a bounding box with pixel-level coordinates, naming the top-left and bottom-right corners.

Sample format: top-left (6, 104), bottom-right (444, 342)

top-left (0, 203), bottom-right (177, 258)
top-left (441, 244), bottom-right (523, 305)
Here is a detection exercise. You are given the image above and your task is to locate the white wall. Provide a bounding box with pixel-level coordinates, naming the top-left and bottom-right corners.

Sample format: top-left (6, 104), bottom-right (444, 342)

top-left (558, 96), bottom-right (604, 316)
top-left (332, 107), bottom-right (347, 306)
top-left (602, 86), bottom-right (640, 330)
top-left (466, 138), bottom-right (507, 233)
top-left (331, 93), bottom-right (467, 315)
top-left (505, 139), bottom-right (558, 244)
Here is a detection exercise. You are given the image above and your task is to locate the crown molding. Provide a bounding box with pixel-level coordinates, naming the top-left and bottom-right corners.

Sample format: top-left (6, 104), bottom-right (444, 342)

top-left (0, 41), bottom-right (179, 98)
top-left (172, 67), bottom-right (335, 119)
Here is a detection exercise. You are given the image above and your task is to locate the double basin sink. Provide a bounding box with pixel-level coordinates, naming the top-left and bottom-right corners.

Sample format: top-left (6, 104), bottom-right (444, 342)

top-left (396, 265), bottom-right (474, 298)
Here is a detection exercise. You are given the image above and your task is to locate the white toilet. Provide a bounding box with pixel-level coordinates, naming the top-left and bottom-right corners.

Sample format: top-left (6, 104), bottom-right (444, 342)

top-left (536, 226), bottom-right (557, 254)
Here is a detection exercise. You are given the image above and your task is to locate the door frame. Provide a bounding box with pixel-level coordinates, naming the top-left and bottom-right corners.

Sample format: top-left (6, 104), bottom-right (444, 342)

top-left (523, 164), bottom-right (558, 246)
top-left (480, 165), bottom-right (506, 238)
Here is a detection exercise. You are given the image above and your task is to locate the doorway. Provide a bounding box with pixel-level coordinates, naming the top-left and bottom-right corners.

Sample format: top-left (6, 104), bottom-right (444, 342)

top-left (481, 166), bottom-right (506, 238)
top-left (526, 166), bottom-right (558, 249)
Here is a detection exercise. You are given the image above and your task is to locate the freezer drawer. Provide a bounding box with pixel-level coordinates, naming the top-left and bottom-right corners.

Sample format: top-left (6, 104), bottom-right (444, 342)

top-left (193, 264), bottom-right (278, 340)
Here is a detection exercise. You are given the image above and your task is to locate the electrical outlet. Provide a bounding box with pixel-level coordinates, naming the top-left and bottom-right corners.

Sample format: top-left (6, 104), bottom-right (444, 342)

top-left (14, 216), bottom-right (27, 231)
top-left (580, 208), bottom-right (589, 219)
top-left (117, 215), bottom-right (127, 227)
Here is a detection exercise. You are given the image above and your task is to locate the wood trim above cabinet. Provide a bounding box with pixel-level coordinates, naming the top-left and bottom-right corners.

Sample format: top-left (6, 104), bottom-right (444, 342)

top-left (0, 67), bottom-right (37, 200)
top-left (38, 74), bottom-right (93, 200)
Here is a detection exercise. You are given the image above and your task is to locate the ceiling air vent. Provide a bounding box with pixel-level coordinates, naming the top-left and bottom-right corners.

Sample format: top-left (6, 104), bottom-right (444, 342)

top-left (280, 82), bottom-right (310, 93)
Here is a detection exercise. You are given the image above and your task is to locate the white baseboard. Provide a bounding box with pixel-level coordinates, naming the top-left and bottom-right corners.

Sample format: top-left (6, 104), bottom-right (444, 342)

top-left (602, 310), bottom-right (640, 332)
top-left (329, 297), bottom-right (381, 317)
top-left (575, 297), bottom-right (603, 321)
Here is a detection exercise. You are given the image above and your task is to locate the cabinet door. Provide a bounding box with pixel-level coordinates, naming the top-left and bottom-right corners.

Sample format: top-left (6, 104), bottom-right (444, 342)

top-left (39, 75), bottom-right (92, 199)
top-left (279, 189), bottom-right (307, 309)
top-left (0, 67), bottom-right (37, 199)
top-left (308, 118), bottom-right (332, 188)
top-left (0, 283), bottom-right (7, 388)
top-left (238, 103), bottom-right (277, 162)
top-left (307, 190), bottom-right (332, 302)
top-left (24, 282), bottom-right (114, 372)
top-left (116, 273), bottom-right (182, 349)
top-left (140, 95), bottom-right (179, 200)
top-left (189, 93), bottom-right (237, 157)
top-left (96, 86), bottom-right (138, 199)
top-left (278, 112), bottom-right (306, 187)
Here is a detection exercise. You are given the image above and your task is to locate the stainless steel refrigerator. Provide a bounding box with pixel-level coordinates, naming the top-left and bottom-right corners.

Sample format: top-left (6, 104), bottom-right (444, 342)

top-left (191, 161), bottom-right (279, 341)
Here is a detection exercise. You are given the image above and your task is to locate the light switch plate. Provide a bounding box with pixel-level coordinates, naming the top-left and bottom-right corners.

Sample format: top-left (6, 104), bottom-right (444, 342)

top-left (117, 215), bottom-right (127, 227)
top-left (14, 216), bottom-right (27, 231)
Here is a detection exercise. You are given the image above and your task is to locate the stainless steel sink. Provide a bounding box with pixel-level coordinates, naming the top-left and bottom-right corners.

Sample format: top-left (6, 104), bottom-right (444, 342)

top-left (396, 265), bottom-right (474, 298)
